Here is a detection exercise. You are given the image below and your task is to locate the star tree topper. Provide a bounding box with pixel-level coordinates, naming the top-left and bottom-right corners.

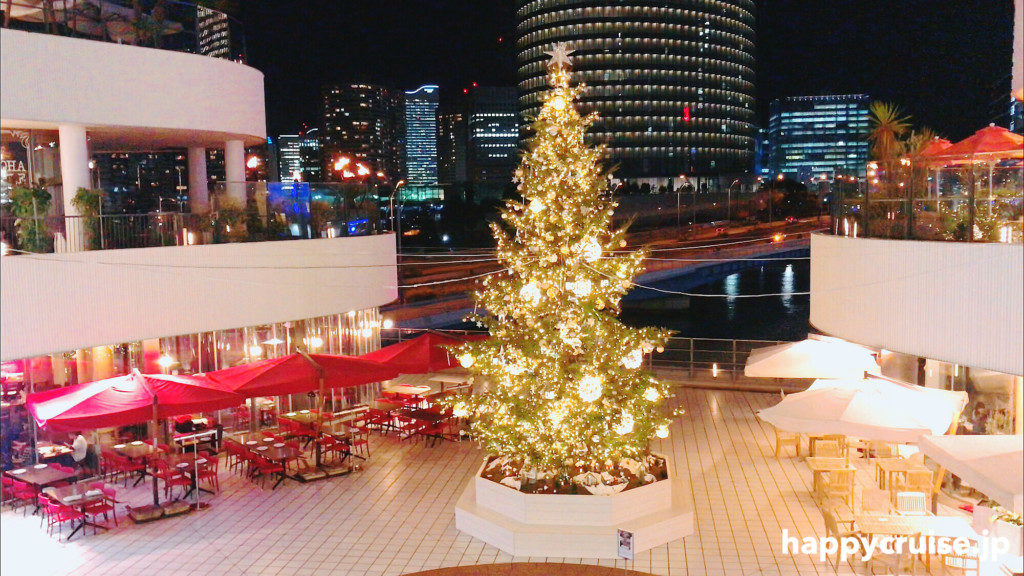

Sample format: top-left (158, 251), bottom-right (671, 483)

top-left (544, 42), bottom-right (575, 70)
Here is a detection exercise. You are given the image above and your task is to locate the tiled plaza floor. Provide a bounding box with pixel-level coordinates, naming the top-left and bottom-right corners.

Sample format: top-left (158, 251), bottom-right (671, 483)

top-left (3, 382), bottom-right (872, 576)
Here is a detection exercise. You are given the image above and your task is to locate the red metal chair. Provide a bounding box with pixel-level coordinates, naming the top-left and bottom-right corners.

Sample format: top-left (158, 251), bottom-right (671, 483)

top-left (198, 451), bottom-right (220, 492)
top-left (12, 480), bottom-right (38, 515)
top-left (83, 482), bottom-right (119, 526)
top-left (45, 499), bottom-right (85, 538)
top-left (252, 457), bottom-right (284, 489)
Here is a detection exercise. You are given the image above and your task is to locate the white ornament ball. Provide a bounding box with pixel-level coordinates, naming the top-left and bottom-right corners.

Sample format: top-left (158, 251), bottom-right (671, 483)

top-left (622, 349), bottom-right (644, 370)
top-left (551, 96), bottom-right (567, 111)
top-left (453, 404), bottom-right (470, 418)
top-left (458, 353), bottom-right (475, 368)
top-left (519, 282), bottom-right (542, 305)
top-left (643, 387), bottom-right (660, 402)
top-left (655, 425), bottom-right (669, 439)
top-left (581, 238), bottom-right (602, 262)
top-left (528, 199), bottom-right (545, 213)
top-left (577, 374), bottom-right (603, 402)
top-left (613, 412), bottom-right (635, 435)
top-left (568, 278), bottom-right (592, 298)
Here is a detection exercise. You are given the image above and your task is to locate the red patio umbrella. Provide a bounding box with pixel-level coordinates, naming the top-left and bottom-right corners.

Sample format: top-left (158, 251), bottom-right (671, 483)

top-left (361, 332), bottom-right (487, 374)
top-left (914, 137), bottom-right (953, 159)
top-left (921, 125), bottom-right (1023, 165)
top-left (203, 353), bottom-right (398, 398)
top-left (26, 370), bottom-right (242, 506)
top-left (26, 370), bottom-right (242, 432)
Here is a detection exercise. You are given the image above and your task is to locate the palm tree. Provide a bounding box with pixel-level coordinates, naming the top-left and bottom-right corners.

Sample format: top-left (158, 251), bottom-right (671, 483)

top-left (868, 101), bottom-right (912, 165)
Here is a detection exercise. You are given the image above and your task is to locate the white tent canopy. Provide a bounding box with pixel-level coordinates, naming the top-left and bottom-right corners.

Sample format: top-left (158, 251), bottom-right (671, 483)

top-left (757, 375), bottom-right (968, 443)
top-left (919, 434), bottom-right (1023, 515)
top-left (744, 337), bottom-right (879, 379)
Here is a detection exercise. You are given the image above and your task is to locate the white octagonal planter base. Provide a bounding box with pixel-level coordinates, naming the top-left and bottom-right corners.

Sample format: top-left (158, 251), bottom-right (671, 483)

top-left (454, 457), bottom-right (694, 559)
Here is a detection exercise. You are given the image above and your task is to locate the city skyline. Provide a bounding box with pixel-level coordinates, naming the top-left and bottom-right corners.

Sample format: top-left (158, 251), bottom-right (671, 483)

top-left (244, 1), bottom-right (1014, 141)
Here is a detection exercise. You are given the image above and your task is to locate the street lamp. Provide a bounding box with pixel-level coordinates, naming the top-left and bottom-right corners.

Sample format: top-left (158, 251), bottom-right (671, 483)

top-left (389, 179), bottom-right (407, 255)
top-left (728, 179), bottom-right (739, 223)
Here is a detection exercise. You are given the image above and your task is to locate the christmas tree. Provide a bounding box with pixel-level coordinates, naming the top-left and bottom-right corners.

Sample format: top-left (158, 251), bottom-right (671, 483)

top-left (450, 44), bottom-right (675, 485)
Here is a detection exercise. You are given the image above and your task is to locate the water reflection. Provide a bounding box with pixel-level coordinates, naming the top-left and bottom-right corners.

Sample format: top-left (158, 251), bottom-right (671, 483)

top-left (621, 260), bottom-right (811, 340)
top-left (781, 264), bottom-right (794, 310)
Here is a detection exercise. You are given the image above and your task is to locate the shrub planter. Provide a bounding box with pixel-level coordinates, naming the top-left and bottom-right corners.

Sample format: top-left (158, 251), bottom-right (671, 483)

top-left (454, 454), bottom-right (694, 558)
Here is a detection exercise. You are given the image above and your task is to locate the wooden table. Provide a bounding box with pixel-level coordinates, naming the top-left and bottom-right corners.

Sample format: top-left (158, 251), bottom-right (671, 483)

top-left (428, 373), bottom-right (470, 392)
top-left (250, 444), bottom-right (301, 489)
top-left (45, 482), bottom-right (108, 540)
top-left (875, 457), bottom-right (929, 490)
top-left (387, 384), bottom-right (431, 397)
top-left (113, 442), bottom-right (163, 486)
top-left (855, 513), bottom-right (923, 537)
top-left (5, 464), bottom-right (78, 489)
top-left (114, 441), bottom-right (161, 459)
top-left (805, 457), bottom-right (852, 500)
top-left (167, 454), bottom-right (214, 499)
top-left (280, 411), bottom-right (320, 426)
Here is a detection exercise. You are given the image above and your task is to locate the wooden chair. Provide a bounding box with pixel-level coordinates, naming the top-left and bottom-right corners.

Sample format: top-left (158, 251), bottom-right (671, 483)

top-left (938, 545), bottom-right (980, 576)
top-left (894, 491), bottom-right (930, 516)
top-left (773, 427), bottom-right (800, 458)
top-left (813, 439), bottom-right (843, 458)
top-left (891, 469), bottom-right (935, 508)
top-left (820, 468), bottom-right (856, 508)
top-left (860, 488), bottom-right (894, 514)
top-left (821, 509), bottom-right (865, 570)
top-left (868, 440), bottom-right (898, 459)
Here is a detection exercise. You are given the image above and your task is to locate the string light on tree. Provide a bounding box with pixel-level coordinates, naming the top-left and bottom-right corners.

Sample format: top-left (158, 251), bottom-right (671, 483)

top-left (444, 41), bottom-right (678, 480)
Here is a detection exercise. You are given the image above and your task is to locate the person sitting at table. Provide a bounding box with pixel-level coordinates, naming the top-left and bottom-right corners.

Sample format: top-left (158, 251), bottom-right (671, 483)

top-left (70, 431), bottom-right (89, 471)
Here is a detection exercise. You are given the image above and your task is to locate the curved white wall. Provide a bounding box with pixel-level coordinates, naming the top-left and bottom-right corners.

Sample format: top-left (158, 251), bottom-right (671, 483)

top-left (810, 234), bottom-right (1023, 376)
top-left (0, 235), bottom-right (397, 361)
top-left (0, 29), bottom-right (265, 145)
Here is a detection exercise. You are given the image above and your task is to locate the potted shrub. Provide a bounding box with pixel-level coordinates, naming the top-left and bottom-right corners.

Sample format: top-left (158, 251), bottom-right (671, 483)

top-left (9, 185), bottom-right (53, 253)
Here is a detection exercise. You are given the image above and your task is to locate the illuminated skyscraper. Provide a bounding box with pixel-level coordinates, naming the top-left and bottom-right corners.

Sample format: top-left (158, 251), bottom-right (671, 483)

top-left (277, 134), bottom-right (302, 182)
top-left (767, 94), bottom-right (870, 182)
top-left (404, 85), bottom-right (440, 186)
top-left (515, 0), bottom-right (756, 180)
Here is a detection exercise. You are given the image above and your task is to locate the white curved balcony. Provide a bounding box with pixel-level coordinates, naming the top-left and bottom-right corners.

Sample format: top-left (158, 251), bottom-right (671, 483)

top-left (810, 233), bottom-right (1023, 375)
top-left (0, 27), bottom-right (264, 147)
top-left (0, 234), bottom-right (398, 361)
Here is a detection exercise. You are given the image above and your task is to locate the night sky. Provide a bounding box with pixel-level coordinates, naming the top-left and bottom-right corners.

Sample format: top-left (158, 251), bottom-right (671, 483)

top-left (242, 1), bottom-right (1014, 141)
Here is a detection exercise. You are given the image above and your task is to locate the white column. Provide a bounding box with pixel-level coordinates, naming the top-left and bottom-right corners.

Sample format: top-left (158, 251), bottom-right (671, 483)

top-left (187, 146), bottom-right (210, 213)
top-left (58, 124), bottom-right (91, 251)
top-left (58, 125), bottom-right (91, 217)
top-left (224, 139), bottom-right (247, 207)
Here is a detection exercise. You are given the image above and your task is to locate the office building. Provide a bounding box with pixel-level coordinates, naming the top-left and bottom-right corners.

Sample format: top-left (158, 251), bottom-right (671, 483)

top-left (320, 83), bottom-right (405, 184)
top-left (276, 134), bottom-right (303, 182)
top-left (196, 6), bottom-right (245, 63)
top-left (404, 85), bottom-right (442, 201)
top-left (404, 85), bottom-right (440, 186)
top-left (299, 128), bottom-right (322, 182)
top-left (767, 94), bottom-right (870, 182)
top-left (437, 110), bottom-right (467, 186)
top-left (467, 87), bottom-right (519, 197)
top-left (515, 0), bottom-right (757, 180)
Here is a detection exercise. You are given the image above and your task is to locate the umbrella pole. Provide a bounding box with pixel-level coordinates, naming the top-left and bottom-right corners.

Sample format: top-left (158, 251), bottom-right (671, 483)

top-left (930, 405), bottom-right (965, 514)
top-left (295, 349), bottom-right (326, 469)
top-left (151, 398), bottom-right (159, 506)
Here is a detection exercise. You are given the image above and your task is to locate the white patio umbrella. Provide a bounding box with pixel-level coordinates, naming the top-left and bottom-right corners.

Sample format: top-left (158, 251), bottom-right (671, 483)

top-left (756, 375), bottom-right (968, 443)
top-left (744, 336), bottom-right (879, 379)
top-left (919, 434), bottom-right (1023, 514)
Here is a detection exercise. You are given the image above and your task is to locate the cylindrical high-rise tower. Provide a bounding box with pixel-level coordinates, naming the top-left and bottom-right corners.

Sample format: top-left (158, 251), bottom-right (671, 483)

top-left (515, 0), bottom-right (756, 180)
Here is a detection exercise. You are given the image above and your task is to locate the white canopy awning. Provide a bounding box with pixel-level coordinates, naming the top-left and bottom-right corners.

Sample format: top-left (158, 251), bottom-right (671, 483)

top-left (757, 375), bottom-right (968, 443)
top-left (744, 337), bottom-right (879, 379)
top-left (919, 434), bottom-right (1023, 515)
